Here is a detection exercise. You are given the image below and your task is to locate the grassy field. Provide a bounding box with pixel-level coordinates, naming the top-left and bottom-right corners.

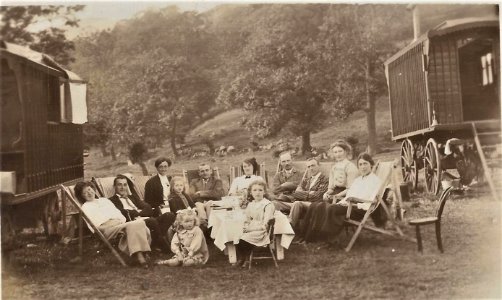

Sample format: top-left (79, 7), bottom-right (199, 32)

top-left (2, 189), bottom-right (501, 299)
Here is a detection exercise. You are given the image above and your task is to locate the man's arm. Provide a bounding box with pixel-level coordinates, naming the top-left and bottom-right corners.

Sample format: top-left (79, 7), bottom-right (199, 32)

top-left (197, 178), bottom-right (225, 200)
top-left (308, 175), bottom-right (329, 202)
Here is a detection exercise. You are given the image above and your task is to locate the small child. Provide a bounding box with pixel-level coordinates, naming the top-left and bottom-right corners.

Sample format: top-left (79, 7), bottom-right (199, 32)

top-left (157, 208), bottom-right (209, 267)
top-left (168, 176), bottom-right (196, 214)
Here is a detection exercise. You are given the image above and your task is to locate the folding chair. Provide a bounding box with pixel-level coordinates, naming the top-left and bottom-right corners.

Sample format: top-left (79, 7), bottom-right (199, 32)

top-left (182, 167), bottom-right (221, 190)
top-left (92, 177), bottom-right (119, 198)
top-left (229, 162), bottom-right (268, 185)
top-left (128, 175), bottom-right (151, 201)
top-left (248, 218), bottom-right (278, 269)
top-left (59, 184), bottom-right (127, 266)
top-left (344, 161), bottom-right (416, 252)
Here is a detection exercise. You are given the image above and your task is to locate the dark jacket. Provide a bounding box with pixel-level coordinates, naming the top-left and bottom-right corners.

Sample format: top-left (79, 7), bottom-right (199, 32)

top-left (144, 175), bottom-right (171, 216)
top-left (188, 176), bottom-right (225, 202)
top-left (108, 194), bottom-right (153, 222)
top-left (168, 192), bottom-right (196, 214)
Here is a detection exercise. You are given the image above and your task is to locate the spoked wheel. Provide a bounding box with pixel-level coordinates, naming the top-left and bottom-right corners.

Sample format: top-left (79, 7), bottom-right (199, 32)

top-left (424, 138), bottom-right (442, 195)
top-left (400, 139), bottom-right (418, 192)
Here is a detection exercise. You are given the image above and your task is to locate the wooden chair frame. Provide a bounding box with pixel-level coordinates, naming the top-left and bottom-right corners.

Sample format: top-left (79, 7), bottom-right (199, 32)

top-left (182, 167), bottom-right (221, 190)
top-left (60, 184), bottom-right (127, 266)
top-left (229, 162), bottom-right (268, 185)
top-left (409, 186), bottom-right (454, 253)
top-left (344, 161), bottom-right (416, 252)
top-left (248, 218), bottom-right (278, 269)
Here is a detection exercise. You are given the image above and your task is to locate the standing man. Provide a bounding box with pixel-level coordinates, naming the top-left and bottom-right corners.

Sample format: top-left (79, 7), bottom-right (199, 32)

top-left (109, 174), bottom-right (175, 253)
top-left (272, 152), bottom-right (304, 213)
top-left (286, 158), bottom-right (329, 231)
top-left (188, 163), bottom-right (226, 219)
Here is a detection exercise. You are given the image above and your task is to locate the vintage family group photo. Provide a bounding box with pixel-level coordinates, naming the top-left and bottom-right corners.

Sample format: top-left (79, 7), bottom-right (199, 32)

top-left (1, 1), bottom-right (501, 299)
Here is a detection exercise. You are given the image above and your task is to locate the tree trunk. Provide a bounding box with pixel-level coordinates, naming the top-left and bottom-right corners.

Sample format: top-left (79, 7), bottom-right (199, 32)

top-left (138, 161), bottom-right (149, 176)
top-left (301, 131), bottom-right (312, 155)
top-left (100, 144), bottom-right (109, 157)
top-left (110, 144), bottom-right (117, 161)
top-left (365, 58), bottom-right (378, 156)
top-left (170, 114), bottom-right (179, 157)
top-left (204, 138), bottom-right (215, 155)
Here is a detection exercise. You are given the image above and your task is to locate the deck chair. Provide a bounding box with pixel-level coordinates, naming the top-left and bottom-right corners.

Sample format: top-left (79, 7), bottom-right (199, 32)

top-left (130, 175), bottom-right (153, 201)
top-left (248, 218), bottom-right (278, 269)
top-left (59, 184), bottom-right (127, 266)
top-left (182, 167), bottom-right (221, 191)
top-left (229, 162), bottom-right (269, 185)
top-left (344, 160), bottom-right (416, 252)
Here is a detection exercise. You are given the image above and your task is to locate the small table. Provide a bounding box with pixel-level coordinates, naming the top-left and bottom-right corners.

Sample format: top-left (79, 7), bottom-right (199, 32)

top-left (208, 208), bottom-right (295, 263)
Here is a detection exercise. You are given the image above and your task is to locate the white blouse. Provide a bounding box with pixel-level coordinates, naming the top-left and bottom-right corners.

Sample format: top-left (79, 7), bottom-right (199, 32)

top-left (228, 174), bottom-right (264, 195)
top-left (82, 198), bottom-right (126, 232)
top-left (339, 172), bottom-right (382, 211)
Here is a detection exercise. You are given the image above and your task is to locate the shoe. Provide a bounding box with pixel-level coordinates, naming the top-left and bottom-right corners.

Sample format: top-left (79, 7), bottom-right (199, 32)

top-left (231, 259), bottom-right (245, 267)
top-left (292, 237), bottom-right (305, 244)
top-left (241, 260), bottom-right (250, 268)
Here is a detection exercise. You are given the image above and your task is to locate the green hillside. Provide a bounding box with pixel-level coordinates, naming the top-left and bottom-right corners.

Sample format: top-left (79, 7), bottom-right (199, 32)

top-left (85, 97), bottom-right (399, 179)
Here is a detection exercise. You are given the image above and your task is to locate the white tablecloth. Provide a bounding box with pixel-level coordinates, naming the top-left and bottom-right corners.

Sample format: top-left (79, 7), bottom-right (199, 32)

top-left (209, 209), bottom-right (295, 251)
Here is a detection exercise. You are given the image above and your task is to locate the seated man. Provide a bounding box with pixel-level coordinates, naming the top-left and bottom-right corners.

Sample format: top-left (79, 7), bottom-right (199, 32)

top-left (285, 158), bottom-right (329, 231)
top-left (188, 163), bottom-right (226, 219)
top-left (109, 175), bottom-right (175, 253)
top-left (272, 152), bottom-right (303, 213)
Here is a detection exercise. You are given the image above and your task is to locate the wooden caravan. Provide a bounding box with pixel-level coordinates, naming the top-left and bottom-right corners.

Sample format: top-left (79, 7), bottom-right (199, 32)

top-left (384, 17), bottom-right (501, 196)
top-left (1, 42), bottom-right (87, 240)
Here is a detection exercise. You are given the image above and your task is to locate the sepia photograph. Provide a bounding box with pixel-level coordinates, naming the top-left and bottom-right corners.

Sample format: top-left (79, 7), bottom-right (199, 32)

top-left (1, 1), bottom-right (501, 299)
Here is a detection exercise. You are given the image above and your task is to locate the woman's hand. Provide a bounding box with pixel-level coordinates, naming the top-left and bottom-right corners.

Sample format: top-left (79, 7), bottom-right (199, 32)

top-left (323, 192), bottom-right (332, 202)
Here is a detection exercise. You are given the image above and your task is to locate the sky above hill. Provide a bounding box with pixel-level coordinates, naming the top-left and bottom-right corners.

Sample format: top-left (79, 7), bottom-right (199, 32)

top-left (2, 0), bottom-right (498, 39)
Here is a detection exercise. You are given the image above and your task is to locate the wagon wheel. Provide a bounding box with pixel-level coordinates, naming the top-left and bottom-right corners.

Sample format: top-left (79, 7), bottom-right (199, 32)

top-left (424, 138), bottom-right (442, 195)
top-left (400, 139), bottom-right (418, 192)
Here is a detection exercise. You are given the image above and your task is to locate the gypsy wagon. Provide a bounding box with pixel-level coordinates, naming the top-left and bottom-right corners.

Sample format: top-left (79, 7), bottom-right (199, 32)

top-left (0, 41), bottom-right (87, 244)
top-left (384, 17), bottom-right (501, 195)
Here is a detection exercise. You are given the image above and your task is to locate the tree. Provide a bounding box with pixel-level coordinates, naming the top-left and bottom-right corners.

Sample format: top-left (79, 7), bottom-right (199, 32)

top-left (320, 5), bottom-right (412, 155)
top-left (1, 5), bottom-right (84, 66)
top-left (217, 5), bottom-right (359, 154)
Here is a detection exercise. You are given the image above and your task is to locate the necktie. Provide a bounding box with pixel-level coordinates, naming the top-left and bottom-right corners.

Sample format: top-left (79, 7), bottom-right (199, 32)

top-left (202, 179), bottom-right (207, 189)
top-left (245, 175), bottom-right (251, 179)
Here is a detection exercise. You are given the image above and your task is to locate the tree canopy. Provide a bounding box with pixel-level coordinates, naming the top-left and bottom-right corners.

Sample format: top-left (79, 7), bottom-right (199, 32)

top-left (70, 3), bottom-right (412, 156)
top-left (1, 5), bottom-right (84, 66)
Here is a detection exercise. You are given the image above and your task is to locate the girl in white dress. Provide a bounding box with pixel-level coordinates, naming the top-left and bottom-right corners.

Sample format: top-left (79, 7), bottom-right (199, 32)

top-left (233, 180), bottom-right (275, 267)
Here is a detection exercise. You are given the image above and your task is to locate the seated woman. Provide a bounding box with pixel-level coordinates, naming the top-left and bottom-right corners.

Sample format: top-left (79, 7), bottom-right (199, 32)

top-left (233, 180), bottom-right (275, 267)
top-left (317, 153), bottom-right (382, 244)
top-left (300, 140), bottom-right (358, 242)
top-left (145, 157), bottom-right (172, 216)
top-left (228, 157), bottom-right (264, 196)
top-left (75, 181), bottom-right (151, 267)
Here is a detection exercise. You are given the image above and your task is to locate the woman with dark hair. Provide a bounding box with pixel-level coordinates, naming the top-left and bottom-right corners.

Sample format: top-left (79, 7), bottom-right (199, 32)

top-left (144, 157), bottom-right (173, 216)
top-left (316, 153), bottom-right (382, 244)
top-left (74, 181), bottom-right (151, 267)
top-left (228, 157), bottom-right (264, 196)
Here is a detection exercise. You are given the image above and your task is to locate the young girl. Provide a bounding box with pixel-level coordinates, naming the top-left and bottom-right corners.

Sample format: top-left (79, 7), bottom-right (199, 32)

top-left (157, 209), bottom-right (209, 267)
top-left (169, 176), bottom-right (208, 227)
top-left (234, 180), bottom-right (275, 267)
top-left (168, 176), bottom-right (196, 214)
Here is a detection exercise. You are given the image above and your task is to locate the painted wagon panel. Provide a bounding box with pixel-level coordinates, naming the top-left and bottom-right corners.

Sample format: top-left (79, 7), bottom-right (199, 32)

top-left (387, 42), bottom-right (430, 138)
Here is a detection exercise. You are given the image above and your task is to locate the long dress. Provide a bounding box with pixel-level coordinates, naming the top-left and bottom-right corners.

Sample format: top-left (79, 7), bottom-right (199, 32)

top-left (82, 198), bottom-right (151, 256)
top-left (240, 198), bottom-right (275, 247)
top-left (302, 159), bottom-right (358, 242)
